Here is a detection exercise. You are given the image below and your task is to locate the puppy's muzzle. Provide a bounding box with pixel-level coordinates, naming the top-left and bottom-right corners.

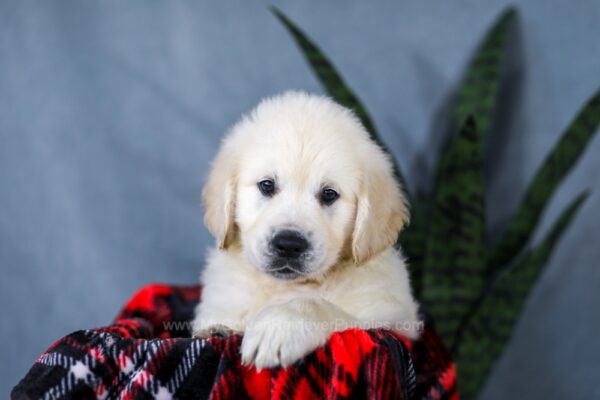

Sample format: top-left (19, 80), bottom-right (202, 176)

top-left (271, 230), bottom-right (309, 259)
top-left (267, 230), bottom-right (311, 279)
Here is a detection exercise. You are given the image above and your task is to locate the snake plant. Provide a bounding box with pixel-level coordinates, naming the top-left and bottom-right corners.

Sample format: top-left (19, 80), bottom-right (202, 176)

top-left (272, 6), bottom-right (600, 399)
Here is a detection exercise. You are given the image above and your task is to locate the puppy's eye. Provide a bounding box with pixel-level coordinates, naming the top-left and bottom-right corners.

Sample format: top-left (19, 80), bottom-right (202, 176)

top-left (258, 179), bottom-right (276, 197)
top-left (319, 187), bottom-right (339, 206)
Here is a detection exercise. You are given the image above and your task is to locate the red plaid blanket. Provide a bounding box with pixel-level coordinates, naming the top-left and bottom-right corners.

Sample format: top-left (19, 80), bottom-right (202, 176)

top-left (12, 284), bottom-right (457, 399)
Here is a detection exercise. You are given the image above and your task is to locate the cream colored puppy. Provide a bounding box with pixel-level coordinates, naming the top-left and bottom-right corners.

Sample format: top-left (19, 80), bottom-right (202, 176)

top-left (192, 92), bottom-right (420, 370)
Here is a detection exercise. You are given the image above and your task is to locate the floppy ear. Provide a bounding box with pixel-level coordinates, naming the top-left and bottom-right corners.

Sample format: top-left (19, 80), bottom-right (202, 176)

top-left (202, 147), bottom-right (238, 249)
top-left (351, 158), bottom-right (410, 264)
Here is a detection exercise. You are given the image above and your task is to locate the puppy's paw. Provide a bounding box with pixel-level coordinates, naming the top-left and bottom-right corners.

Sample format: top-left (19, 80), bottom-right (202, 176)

top-left (193, 324), bottom-right (238, 338)
top-left (241, 298), bottom-right (343, 370)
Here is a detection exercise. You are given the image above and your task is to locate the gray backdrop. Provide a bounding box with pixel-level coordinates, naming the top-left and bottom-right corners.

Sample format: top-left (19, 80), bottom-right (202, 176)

top-left (1, 0), bottom-right (599, 398)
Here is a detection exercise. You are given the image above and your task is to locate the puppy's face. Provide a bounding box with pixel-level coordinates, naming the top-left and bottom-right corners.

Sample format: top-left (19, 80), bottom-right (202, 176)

top-left (203, 93), bottom-right (409, 281)
top-left (234, 136), bottom-right (356, 280)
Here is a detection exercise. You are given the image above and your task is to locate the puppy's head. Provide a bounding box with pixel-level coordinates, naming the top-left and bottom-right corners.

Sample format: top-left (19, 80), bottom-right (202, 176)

top-left (203, 92), bottom-right (409, 280)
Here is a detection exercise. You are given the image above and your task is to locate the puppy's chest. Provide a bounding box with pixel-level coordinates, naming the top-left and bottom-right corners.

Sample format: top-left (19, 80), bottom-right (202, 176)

top-left (271, 284), bottom-right (327, 304)
top-left (233, 279), bottom-right (339, 316)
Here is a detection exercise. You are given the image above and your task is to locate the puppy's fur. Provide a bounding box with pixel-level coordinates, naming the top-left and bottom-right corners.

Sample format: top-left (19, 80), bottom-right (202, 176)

top-left (193, 92), bottom-right (420, 370)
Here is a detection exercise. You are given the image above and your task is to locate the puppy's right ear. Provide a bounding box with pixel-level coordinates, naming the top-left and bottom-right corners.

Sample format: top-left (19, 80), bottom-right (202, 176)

top-left (202, 145), bottom-right (238, 249)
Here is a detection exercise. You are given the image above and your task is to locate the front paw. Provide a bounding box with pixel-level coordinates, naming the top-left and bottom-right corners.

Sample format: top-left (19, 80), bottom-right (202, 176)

top-left (193, 324), bottom-right (238, 338)
top-left (241, 299), bottom-right (336, 370)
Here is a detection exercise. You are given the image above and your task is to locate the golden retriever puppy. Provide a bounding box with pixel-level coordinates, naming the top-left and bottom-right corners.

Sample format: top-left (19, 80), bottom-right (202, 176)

top-left (192, 92), bottom-right (420, 370)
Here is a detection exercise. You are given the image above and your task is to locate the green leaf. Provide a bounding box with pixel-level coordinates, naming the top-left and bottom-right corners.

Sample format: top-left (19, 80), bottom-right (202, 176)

top-left (454, 191), bottom-right (589, 399)
top-left (410, 7), bottom-right (516, 302)
top-left (449, 7), bottom-right (517, 137)
top-left (421, 116), bottom-right (486, 347)
top-left (487, 89), bottom-right (600, 273)
top-left (398, 199), bottom-right (429, 297)
top-left (271, 6), bottom-right (407, 191)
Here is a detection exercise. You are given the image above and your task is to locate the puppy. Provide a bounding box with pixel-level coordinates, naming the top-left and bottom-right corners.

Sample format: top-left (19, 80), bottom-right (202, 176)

top-left (192, 92), bottom-right (420, 370)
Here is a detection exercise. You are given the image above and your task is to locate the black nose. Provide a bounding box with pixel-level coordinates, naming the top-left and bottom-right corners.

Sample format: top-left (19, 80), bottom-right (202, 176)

top-left (271, 230), bottom-right (309, 259)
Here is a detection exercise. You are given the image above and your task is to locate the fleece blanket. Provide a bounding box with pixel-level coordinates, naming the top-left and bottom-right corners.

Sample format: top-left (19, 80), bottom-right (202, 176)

top-left (12, 284), bottom-right (457, 399)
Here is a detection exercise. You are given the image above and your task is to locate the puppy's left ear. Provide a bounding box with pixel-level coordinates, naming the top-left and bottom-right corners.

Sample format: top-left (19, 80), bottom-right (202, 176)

top-left (202, 144), bottom-right (238, 249)
top-left (351, 153), bottom-right (409, 264)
